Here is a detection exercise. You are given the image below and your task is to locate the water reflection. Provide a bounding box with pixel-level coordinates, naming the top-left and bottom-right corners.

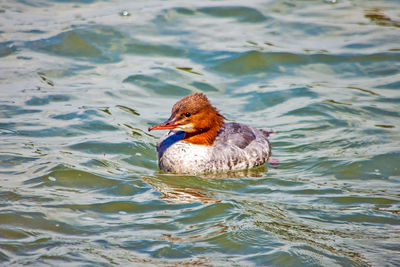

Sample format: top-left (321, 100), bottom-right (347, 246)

top-left (144, 166), bottom-right (268, 203)
top-left (364, 8), bottom-right (400, 28)
top-left (143, 176), bottom-right (219, 204)
top-left (145, 173), bottom-right (372, 265)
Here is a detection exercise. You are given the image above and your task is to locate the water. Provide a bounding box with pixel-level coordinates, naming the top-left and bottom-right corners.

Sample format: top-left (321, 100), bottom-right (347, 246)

top-left (1, 0), bottom-right (400, 266)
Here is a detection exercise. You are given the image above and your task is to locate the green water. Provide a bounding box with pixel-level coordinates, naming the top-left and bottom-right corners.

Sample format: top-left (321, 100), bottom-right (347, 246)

top-left (1, 0), bottom-right (400, 266)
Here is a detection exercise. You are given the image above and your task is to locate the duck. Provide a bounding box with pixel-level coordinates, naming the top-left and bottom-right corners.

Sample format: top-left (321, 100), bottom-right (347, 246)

top-left (148, 93), bottom-right (271, 174)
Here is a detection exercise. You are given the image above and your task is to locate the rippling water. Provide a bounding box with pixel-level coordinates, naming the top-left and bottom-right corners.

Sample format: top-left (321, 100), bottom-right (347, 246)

top-left (1, 0), bottom-right (400, 266)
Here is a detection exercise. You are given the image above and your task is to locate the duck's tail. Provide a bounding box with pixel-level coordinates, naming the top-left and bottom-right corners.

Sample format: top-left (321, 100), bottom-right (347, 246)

top-left (260, 129), bottom-right (274, 139)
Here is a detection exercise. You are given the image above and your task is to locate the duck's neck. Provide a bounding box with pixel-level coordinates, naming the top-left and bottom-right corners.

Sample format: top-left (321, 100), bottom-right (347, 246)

top-left (182, 108), bottom-right (225, 146)
top-left (183, 126), bottom-right (221, 146)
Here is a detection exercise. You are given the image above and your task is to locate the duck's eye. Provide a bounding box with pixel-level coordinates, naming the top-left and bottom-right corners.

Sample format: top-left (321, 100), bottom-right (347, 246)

top-left (185, 112), bottom-right (191, 117)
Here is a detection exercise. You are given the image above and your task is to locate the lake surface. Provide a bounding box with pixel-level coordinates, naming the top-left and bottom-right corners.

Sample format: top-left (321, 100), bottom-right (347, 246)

top-left (1, 0), bottom-right (400, 266)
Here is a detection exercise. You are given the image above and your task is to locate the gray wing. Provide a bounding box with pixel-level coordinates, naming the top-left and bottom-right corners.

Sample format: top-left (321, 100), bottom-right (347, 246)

top-left (211, 122), bottom-right (271, 170)
top-left (216, 122), bottom-right (257, 149)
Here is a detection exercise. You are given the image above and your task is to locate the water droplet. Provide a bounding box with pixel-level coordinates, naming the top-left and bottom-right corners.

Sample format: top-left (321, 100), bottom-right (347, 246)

top-left (135, 152), bottom-right (142, 156)
top-left (48, 176), bottom-right (56, 182)
top-left (118, 211), bottom-right (127, 215)
top-left (120, 10), bottom-right (130, 16)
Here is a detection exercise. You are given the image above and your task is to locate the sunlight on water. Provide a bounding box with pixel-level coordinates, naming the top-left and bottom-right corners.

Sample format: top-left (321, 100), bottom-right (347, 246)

top-left (0, 0), bottom-right (399, 266)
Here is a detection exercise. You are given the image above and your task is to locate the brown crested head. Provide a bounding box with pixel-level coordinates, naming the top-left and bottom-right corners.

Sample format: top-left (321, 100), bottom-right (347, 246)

top-left (148, 93), bottom-right (225, 145)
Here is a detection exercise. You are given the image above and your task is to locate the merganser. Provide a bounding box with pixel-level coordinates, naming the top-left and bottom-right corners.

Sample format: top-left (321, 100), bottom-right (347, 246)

top-left (148, 93), bottom-right (271, 174)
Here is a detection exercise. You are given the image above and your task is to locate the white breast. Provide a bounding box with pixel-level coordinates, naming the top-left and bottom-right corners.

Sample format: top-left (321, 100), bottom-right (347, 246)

top-left (158, 139), bottom-right (212, 174)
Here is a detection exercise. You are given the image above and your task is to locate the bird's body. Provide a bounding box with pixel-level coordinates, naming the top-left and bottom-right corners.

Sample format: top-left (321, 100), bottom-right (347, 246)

top-left (148, 93), bottom-right (271, 174)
